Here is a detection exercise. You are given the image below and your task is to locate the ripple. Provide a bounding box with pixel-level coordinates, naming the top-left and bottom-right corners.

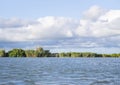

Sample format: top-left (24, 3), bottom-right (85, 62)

top-left (0, 80), bottom-right (25, 85)
top-left (90, 80), bottom-right (113, 85)
top-left (0, 80), bottom-right (36, 85)
top-left (0, 58), bottom-right (120, 85)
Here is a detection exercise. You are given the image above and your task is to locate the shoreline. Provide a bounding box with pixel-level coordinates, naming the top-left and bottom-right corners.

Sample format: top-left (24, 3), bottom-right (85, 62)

top-left (0, 47), bottom-right (120, 57)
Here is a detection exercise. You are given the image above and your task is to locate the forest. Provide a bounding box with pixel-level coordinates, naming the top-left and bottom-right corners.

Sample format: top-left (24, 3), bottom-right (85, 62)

top-left (0, 47), bottom-right (120, 57)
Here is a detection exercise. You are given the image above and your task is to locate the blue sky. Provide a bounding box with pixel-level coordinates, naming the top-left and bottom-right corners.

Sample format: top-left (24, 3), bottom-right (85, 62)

top-left (0, 0), bottom-right (120, 53)
top-left (0, 0), bottom-right (120, 19)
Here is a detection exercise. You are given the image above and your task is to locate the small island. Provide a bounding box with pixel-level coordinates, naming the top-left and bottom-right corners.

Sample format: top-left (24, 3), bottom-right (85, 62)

top-left (0, 47), bottom-right (120, 57)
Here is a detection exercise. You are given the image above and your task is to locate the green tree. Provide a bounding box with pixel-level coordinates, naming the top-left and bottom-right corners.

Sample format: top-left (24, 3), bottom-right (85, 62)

top-left (0, 49), bottom-right (5, 57)
top-left (59, 52), bottom-right (66, 57)
top-left (111, 53), bottom-right (120, 57)
top-left (25, 50), bottom-right (36, 57)
top-left (8, 49), bottom-right (26, 57)
top-left (43, 50), bottom-right (51, 57)
top-left (51, 53), bottom-right (59, 57)
top-left (71, 52), bottom-right (80, 57)
top-left (35, 47), bottom-right (44, 57)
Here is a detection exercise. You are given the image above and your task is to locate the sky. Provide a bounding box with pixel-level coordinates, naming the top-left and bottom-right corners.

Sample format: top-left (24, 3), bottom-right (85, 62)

top-left (0, 0), bottom-right (120, 53)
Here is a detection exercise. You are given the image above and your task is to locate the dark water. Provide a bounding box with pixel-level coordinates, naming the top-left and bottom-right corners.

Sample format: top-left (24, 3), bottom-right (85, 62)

top-left (0, 58), bottom-right (120, 85)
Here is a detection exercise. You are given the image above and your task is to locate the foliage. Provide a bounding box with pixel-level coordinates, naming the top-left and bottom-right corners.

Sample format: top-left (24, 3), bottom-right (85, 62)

top-left (25, 50), bottom-right (36, 57)
top-left (25, 47), bottom-right (51, 57)
top-left (8, 49), bottom-right (26, 57)
top-left (0, 47), bottom-right (120, 57)
top-left (0, 49), bottom-right (5, 57)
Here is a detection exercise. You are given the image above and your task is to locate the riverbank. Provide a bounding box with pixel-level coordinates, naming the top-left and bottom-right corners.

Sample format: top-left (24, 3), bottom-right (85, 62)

top-left (0, 47), bottom-right (120, 57)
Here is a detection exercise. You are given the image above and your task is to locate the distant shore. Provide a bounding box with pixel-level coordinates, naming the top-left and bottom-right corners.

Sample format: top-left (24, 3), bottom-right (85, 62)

top-left (0, 47), bottom-right (120, 57)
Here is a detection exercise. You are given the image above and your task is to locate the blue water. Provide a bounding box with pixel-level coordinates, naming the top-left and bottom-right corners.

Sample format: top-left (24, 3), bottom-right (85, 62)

top-left (0, 58), bottom-right (120, 85)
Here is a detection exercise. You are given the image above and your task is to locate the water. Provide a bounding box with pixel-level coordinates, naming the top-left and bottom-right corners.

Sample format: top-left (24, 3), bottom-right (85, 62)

top-left (0, 58), bottom-right (120, 85)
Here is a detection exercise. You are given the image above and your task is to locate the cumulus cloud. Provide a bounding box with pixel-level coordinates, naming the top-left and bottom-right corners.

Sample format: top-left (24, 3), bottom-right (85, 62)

top-left (83, 5), bottom-right (106, 21)
top-left (0, 5), bottom-right (120, 51)
top-left (76, 6), bottom-right (120, 37)
top-left (28, 16), bottom-right (78, 39)
top-left (0, 18), bottom-right (38, 28)
top-left (0, 16), bottom-right (79, 41)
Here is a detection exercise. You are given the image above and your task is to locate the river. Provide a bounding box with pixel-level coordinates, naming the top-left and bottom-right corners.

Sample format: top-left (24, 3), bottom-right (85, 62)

top-left (0, 58), bottom-right (119, 85)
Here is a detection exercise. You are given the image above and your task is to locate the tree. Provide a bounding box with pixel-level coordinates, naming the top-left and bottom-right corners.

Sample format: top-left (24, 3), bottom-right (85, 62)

top-left (8, 49), bottom-right (26, 57)
top-left (25, 50), bottom-right (36, 57)
top-left (0, 47), bottom-right (119, 58)
top-left (59, 52), bottom-right (66, 57)
top-left (43, 50), bottom-right (51, 57)
top-left (0, 49), bottom-right (5, 57)
top-left (35, 47), bottom-right (44, 57)
top-left (51, 53), bottom-right (59, 57)
top-left (111, 53), bottom-right (120, 57)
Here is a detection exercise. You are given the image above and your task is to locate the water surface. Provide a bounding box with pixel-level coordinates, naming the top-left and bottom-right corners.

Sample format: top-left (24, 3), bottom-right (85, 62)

top-left (0, 58), bottom-right (120, 85)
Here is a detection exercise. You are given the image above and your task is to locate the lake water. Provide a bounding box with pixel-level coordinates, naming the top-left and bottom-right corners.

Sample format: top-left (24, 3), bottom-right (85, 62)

top-left (0, 58), bottom-right (120, 85)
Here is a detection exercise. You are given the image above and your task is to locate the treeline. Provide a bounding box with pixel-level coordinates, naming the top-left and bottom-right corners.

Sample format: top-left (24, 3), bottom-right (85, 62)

top-left (0, 47), bottom-right (50, 57)
top-left (55, 52), bottom-right (120, 57)
top-left (0, 47), bottom-right (120, 57)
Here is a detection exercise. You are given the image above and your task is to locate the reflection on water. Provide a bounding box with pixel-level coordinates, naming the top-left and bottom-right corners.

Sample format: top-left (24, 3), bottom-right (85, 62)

top-left (0, 58), bottom-right (120, 85)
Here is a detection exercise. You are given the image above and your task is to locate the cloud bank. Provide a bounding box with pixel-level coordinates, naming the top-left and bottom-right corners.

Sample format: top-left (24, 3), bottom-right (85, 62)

top-left (0, 6), bottom-right (120, 53)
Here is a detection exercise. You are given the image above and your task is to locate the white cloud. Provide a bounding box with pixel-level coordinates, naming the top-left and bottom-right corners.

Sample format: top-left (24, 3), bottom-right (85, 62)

top-left (0, 18), bottom-right (37, 28)
top-left (0, 6), bottom-right (120, 51)
top-left (27, 16), bottom-right (78, 39)
top-left (76, 6), bottom-right (120, 37)
top-left (83, 5), bottom-right (106, 21)
top-left (99, 10), bottom-right (120, 22)
top-left (0, 16), bottom-right (79, 41)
